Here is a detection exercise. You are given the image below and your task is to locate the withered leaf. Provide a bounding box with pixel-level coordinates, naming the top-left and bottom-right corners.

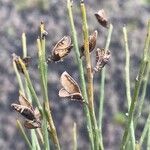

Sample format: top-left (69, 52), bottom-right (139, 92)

top-left (93, 48), bottom-right (111, 72)
top-left (95, 9), bottom-right (109, 28)
top-left (12, 53), bottom-right (31, 74)
top-left (59, 71), bottom-right (83, 101)
top-left (47, 36), bottom-right (73, 62)
top-left (80, 30), bottom-right (98, 58)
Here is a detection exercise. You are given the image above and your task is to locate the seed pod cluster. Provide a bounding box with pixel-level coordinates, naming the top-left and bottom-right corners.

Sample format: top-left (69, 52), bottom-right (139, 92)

top-left (11, 93), bottom-right (41, 129)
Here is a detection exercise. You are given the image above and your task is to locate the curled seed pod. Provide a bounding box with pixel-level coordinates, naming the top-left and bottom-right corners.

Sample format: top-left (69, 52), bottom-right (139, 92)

top-left (93, 48), bottom-right (111, 72)
top-left (12, 53), bottom-right (31, 74)
top-left (24, 120), bottom-right (41, 129)
top-left (59, 71), bottom-right (83, 101)
top-left (80, 30), bottom-right (98, 58)
top-left (95, 9), bottom-right (109, 28)
top-left (47, 36), bottom-right (73, 62)
top-left (11, 93), bottom-right (41, 129)
top-left (11, 104), bottom-right (36, 121)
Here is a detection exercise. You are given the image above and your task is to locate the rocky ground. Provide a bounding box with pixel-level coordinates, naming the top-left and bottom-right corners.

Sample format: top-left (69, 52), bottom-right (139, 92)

top-left (0, 0), bottom-right (150, 149)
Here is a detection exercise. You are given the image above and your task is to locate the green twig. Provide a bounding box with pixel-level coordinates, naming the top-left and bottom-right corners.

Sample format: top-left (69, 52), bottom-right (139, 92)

top-left (123, 26), bottom-right (135, 149)
top-left (139, 113), bottom-right (150, 146)
top-left (38, 23), bottom-right (60, 150)
top-left (17, 120), bottom-right (32, 150)
top-left (98, 24), bottom-right (113, 150)
top-left (22, 32), bottom-right (41, 150)
top-left (13, 61), bottom-right (25, 94)
top-left (18, 58), bottom-right (42, 113)
top-left (80, 1), bottom-right (100, 149)
top-left (73, 123), bottom-right (77, 150)
top-left (120, 20), bottom-right (150, 150)
top-left (147, 125), bottom-right (150, 150)
top-left (67, 0), bottom-right (94, 149)
top-left (134, 61), bottom-right (150, 128)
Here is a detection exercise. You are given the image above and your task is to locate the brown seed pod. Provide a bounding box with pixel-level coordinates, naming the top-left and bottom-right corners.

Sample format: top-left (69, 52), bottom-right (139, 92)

top-left (80, 30), bottom-right (98, 58)
top-left (12, 53), bottom-right (31, 74)
top-left (95, 9), bottom-right (109, 28)
top-left (24, 120), bottom-right (41, 129)
top-left (11, 93), bottom-right (41, 129)
top-left (11, 103), bottom-right (36, 121)
top-left (93, 48), bottom-right (111, 72)
top-left (59, 71), bottom-right (83, 101)
top-left (47, 36), bottom-right (73, 62)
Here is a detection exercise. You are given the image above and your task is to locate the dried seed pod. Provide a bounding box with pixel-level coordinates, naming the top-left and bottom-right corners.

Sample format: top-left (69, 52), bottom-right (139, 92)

top-left (12, 53), bottom-right (31, 74)
top-left (93, 48), bottom-right (111, 72)
top-left (80, 30), bottom-right (98, 58)
top-left (24, 120), bottom-right (41, 129)
top-left (59, 71), bottom-right (83, 101)
top-left (11, 93), bottom-right (41, 129)
top-left (47, 36), bottom-right (73, 62)
top-left (95, 9), bottom-right (109, 28)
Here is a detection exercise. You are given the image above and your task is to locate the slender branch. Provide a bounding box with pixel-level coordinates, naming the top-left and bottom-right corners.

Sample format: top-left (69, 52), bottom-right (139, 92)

top-left (38, 23), bottom-right (60, 150)
top-left (80, 1), bottom-right (100, 149)
top-left (123, 26), bottom-right (135, 149)
top-left (17, 120), bottom-right (32, 150)
top-left (67, 0), bottom-right (94, 149)
top-left (98, 24), bottom-right (113, 150)
top-left (139, 113), bottom-right (150, 145)
top-left (147, 124), bottom-right (150, 150)
top-left (134, 61), bottom-right (150, 128)
top-left (73, 123), bottom-right (77, 150)
top-left (22, 32), bottom-right (41, 150)
top-left (120, 20), bottom-right (150, 150)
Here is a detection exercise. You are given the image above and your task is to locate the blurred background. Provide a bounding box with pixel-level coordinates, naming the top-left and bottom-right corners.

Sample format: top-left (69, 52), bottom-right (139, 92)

top-left (0, 0), bottom-right (150, 149)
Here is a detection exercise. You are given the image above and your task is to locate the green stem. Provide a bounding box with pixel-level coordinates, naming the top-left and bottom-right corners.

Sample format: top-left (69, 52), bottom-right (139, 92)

top-left (67, 0), bottom-right (94, 149)
top-left (38, 23), bottom-right (60, 150)
top-left (147, 125), bottom-right (150, 150)
top-left (120, 20), bottom-right (150, 150)
top-left (80, 1), bottom-right (100, 149)
top-left (22, 32), bottom-right (27, 58)
top-left (134, 61), bottom-right (150, 128)
top-left (17, 120), bottom-right (32, 150)
top-left (73, 123), bottom-right (77, 150)
top-left (13, 61), bottom-right (25, 94)
top-left (123, 26), bottom-right (135, 149)
top-left (18, 58), bottom-right (42, 113)
top-left (98, 24), bottom-right (113, 150)
top-left (22, 32), bottom-right (41, 150)
top-left (139, 113), bottom-right (150, 146)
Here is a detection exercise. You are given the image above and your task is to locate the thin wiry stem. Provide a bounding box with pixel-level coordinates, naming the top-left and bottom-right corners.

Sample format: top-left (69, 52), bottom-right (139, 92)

top-left (134, 61), bottom-right (150, 128)
top-left (123, 26), bottom-right (135, 149)
top-left (67, 0), bottom-right (94, 149)
top-left (147, 125), bottom-right (150, 150)
top-left (17, 120), bottom-right (32, 150)
top-left (73, 123), bottom-right (77, 150)
top-left (98, 24), bottom-right (113, 150)
top-left (22, 32), bottom-right (41, 150)
top-left (120, 20), bottom-right (150, 150)
top-left (139, 113), bottom-right (150, 146)
top-left (80, 1), bottom-right (100, 149)
top-left (38, 23), bottom-right (60, 150)
top-left (13, 61), bottom-right (25, 94)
